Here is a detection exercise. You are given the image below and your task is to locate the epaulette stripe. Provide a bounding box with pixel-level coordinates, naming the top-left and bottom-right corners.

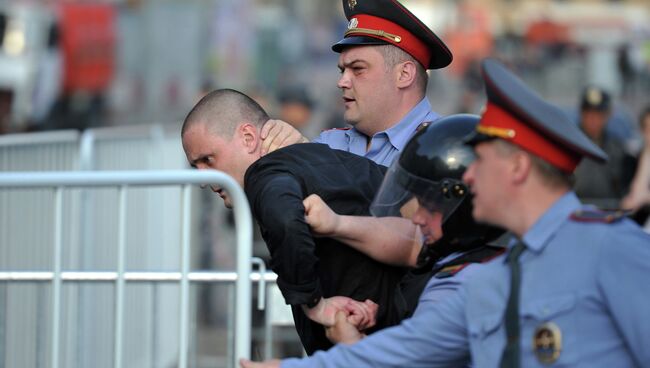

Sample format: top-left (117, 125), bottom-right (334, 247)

top-left (434, 246), bottom-right (505, 279)
top-left (570, 209), bottom-right (629, 224)
top-left (435, 263), bottom-right (470, 279)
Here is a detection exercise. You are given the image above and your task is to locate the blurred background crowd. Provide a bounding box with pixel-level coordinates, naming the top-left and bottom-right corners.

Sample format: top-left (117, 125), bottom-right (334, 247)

top-left (0, 0), bottom-right (648, 136)
top-left (4, 0), bottom-right (650, 207)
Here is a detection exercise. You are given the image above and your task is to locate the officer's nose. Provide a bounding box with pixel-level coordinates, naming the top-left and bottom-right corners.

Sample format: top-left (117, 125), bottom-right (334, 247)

top-left (411, 206), bottom-right (427, 226)
top-left (337, 71), bottom-right (351, 89)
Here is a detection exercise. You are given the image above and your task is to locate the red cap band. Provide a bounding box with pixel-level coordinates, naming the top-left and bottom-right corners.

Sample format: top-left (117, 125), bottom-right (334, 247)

top-left (346, 14), bottom-right (431, 68)
top-left (479, 103), bottom-right (581, 172)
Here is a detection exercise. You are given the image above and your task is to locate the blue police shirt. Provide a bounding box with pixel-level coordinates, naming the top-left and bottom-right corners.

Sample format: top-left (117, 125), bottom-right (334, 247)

top-left (313, 98), bottom-right (440, 166)
top-left (464, 191), bottom-right (650, 367)
top-left (281, 192), bottom-right (650, 367)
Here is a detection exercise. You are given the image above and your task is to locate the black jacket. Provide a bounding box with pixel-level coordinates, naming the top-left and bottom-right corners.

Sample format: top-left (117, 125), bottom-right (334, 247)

top-left (244, 143), bottom-right (406, 354)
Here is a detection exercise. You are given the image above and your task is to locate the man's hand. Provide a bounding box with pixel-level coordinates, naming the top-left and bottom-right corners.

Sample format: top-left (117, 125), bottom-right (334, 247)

top-left (260, 119), bottom-right (308, 155)
top-left (346, 299), bottom-right (378, 330)
top-left (303, 194), bottom-right (341, 237)
top-left (302, 296), bottom-right (378, 330)
top-left (325, 310), bottom-right (366, 344)
top-left (239, 358), bottom-right (281, 368)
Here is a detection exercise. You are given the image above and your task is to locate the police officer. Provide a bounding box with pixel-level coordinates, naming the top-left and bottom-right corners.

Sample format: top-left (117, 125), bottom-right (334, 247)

top-left (241, 114), bottom-right (504, 368)
top-left (573, 86), bottom-right (630, 204)
top-left (460, 60), bottom-right (650, 367)
top-left (260, 0), bottom-right (452, 166)
top-left (242, 59), bottom-right (650, 368)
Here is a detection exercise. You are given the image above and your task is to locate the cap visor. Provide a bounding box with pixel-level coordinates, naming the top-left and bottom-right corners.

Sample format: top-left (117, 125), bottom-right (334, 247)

top-left (463, 130), bottom-right (496, 147)
top-left (332, 36), bottom-right (389, 53)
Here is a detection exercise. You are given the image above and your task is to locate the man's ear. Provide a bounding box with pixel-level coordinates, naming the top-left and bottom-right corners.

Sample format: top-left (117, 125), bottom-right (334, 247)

top-left (239, 123), bottom-right (260, 154)
top-left (511, 151), bottom-right (533, 185)
top-left (396, 61), bottom-right (417, 89)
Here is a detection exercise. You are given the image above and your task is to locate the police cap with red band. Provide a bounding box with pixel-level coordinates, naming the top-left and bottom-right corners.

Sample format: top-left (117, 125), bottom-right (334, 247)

top-left (465, 59), bottom-right (607, 173)
top-left (331, 0), bottom-right (452, 70)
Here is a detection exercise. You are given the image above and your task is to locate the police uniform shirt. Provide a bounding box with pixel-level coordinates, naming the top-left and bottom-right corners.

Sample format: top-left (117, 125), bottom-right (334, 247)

top-left (281, 192), bottom-right (650, 367)
top-left (244, 143), bottom-right (405, 354)
top-left (463, 191), bottom-right (650, 367)
top-left (313, 98), bottom-right (440, 166)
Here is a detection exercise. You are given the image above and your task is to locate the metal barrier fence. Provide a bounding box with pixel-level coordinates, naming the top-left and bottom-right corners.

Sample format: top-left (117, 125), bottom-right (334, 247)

top-left (0, 170), bottom-right (253, 368)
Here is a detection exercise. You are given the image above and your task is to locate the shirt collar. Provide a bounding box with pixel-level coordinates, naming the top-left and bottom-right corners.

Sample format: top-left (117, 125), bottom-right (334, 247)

top-left (520, 191), bottom-right (582, 253)
top-left (346, 98), bottom-right (437, 151)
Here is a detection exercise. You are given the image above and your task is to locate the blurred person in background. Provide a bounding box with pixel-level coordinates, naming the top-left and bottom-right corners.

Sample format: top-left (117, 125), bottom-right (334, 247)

top-left (573, 86), bottom-right (632, 205)
top-left (241, 114), bottom-right (505, 368)
top-left (182, 88), bottom-right (411, 355)
top-left (260, 0), bottom-right (452, 166)
top-left (622, 105), bottom-right (650, 229)
top-left (276, 86), bottom-right (318, 139)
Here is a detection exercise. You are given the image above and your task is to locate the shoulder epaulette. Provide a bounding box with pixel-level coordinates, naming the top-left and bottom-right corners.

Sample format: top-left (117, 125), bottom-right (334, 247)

top-left (434, 245), bottom-right (506, 279)
top-left (320, 127), bottom-right (351, 132)
top-left (415, 121), bottom-right (433, 132)
top-left (570, 209), bottom-right (629, 224)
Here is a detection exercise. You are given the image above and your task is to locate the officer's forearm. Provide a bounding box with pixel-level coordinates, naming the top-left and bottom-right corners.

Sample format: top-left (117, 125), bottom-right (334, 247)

top-left (331, 216), bottom-right (421, 267)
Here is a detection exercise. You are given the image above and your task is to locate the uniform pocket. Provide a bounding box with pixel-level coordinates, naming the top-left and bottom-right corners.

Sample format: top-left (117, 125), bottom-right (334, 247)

top-left (521, 293), bottom-right (578, 366)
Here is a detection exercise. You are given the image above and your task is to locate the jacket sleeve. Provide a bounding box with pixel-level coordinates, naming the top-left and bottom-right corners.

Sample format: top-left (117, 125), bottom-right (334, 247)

top-left (247, 173), bottom-right (322, 306)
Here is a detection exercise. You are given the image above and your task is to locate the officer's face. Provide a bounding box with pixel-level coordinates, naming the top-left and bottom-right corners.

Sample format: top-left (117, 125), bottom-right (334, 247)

top-left (337, 45), bottom-right (398, 134)
top-left (463, 142), bottom-right (511, 226)
top-left (410, 201), bottom-right (443, 245)
top-left (580, 109), bottom-right (609, 141)
top-left (182, 123), bottom-right (249, 209)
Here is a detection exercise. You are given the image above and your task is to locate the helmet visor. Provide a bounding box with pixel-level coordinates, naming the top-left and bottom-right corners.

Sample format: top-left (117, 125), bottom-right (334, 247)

top-left (370, 161), bottom-right (468, 222)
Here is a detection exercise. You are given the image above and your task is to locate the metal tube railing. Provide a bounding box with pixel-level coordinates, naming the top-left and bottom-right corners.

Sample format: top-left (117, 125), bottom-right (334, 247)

top-left (52, 187), bottom-right (64, 368)
top-left (0, 170), bottom-right (254, 368)
top-left (0, 271), bottom-right (278, 283)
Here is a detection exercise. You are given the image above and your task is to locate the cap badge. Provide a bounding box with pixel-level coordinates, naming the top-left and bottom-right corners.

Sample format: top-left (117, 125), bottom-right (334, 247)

top-left (476, 124), bottom-right (516, 139)
top-left (347, 0), bottom-right (357, 10)
top-left (586, 88), bottom-right (603, 106)
top-left (348, 17), bottom-right (359, 30)
top-left (533, 322), bottom-right (562, 364)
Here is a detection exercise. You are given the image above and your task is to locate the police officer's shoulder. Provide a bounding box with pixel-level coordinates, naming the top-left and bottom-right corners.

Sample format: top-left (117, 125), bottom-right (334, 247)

top-left (434, 245), bottom-right (506, 279)
top-left (317, 126), bottom-right (351, 140)
top-left (570, 208), bottom-right (629, 224)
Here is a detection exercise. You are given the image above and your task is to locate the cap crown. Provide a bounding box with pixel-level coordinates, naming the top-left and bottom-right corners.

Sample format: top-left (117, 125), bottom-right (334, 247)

top-left (474, 59), bottom-right (607, 172)
top-left (332, 0), bottom-right (452, 69)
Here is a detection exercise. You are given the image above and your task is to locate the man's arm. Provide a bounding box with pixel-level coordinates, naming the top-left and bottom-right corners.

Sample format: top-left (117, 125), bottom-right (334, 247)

top-left (242, 287), bottom-right (471, 368)
top-left (247, 174), bottom-right (376, 327)
top-left (303, 194), bottom-right (421, 267)
top-left (249, 174), bottom-right (321, 305)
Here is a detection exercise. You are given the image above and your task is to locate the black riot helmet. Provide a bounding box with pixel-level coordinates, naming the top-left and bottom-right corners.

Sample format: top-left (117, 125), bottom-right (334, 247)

top-left (371, 114), bottom-right (504, 258)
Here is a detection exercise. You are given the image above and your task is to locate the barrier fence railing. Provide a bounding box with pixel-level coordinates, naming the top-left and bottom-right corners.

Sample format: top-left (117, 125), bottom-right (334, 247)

top-left (0, 170), bottom-right (253, 368)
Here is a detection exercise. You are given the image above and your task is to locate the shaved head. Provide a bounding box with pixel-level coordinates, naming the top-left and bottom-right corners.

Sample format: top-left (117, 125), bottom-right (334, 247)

top-left (182, 88), bottom-right (269, 138)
